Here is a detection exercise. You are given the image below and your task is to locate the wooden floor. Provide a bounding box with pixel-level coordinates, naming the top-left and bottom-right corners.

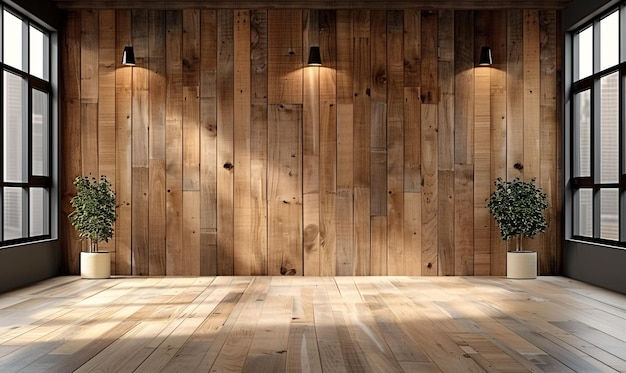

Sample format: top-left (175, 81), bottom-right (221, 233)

top-left (0, 276), bottom-right (625, 372)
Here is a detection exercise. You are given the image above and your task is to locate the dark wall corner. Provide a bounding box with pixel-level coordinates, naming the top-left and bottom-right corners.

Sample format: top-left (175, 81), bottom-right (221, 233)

top-left (0, 241), bottom-right (60, 294)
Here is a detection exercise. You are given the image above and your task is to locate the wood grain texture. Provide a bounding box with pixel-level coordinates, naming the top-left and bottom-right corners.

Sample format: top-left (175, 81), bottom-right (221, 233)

top-left (385, 10), bottom-right (404, 276)
top-left (60, 10), bottom-right (82, 274)
top-left (200, 9), bottom-right (218, 276)
top-left (59, 8), bottom-right (562, 277)
top-left (268, 10), bottom-right (303, 105)
top-left (250, 10), bottom-right (269, 276)
top-left (268, 104), bottom-right (303, 276)
top-left (523, 9), bottom-right (543, 258)
top-left (303, 10), bottom-right (321, 276)
top-left (490, 10), bottom-right (508, 276)
top-left (2, 276), bottom-right (621, 371)
top-left (233, 10), bottom-right (253, 276)
top-left (114, 10), bottom-right (132, 275)
top-left (319, 10), bottom-right (337, 277)
top-left (165, 10), bottom-right (184, 276)
top-left (216, 10), bottom-right (234, 275)
top-left (540, 10), bottom-right (559, 275)
top-left (148, 11), bottom-right (167, 276)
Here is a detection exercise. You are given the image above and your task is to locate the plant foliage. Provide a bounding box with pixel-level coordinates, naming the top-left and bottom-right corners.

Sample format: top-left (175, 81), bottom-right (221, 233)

top-left (487, 177), bottom-right (548, 248)
top-left (69, 175), bottom-right (116, 252)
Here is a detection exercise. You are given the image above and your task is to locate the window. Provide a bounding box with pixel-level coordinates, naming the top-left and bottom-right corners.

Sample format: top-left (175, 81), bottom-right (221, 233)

top-left (569, 4), bottom-right (624, 244)
top-left (1, 7), bottom-right (52, 245)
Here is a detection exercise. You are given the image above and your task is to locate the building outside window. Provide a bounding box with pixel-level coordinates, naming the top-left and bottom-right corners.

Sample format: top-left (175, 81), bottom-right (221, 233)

top-left (1, 7), bottom-right (52, 245)
top-left (569, 3), bottom-right (624, 245)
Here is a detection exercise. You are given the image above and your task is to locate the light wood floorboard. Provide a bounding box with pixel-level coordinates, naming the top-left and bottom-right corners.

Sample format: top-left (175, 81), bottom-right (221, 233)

top-left (0, 276), bottom-right (625, 372)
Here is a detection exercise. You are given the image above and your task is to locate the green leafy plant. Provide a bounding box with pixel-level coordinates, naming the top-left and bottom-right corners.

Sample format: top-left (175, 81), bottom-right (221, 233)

top-left (69, 175), bottom-right (116, 252)
top-left (487, 177), bottom-right (548, 251)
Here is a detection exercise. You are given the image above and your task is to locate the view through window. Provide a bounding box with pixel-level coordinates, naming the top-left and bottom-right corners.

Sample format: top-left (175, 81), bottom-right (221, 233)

top-left (570, 4), bottom-right (624, 244)
top-left (1, 7), bottom-right (52, 245)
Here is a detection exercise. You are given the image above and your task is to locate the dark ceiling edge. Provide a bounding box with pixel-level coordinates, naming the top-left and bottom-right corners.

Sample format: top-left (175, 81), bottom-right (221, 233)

top-left (50, 0), bottom-right (574, 10)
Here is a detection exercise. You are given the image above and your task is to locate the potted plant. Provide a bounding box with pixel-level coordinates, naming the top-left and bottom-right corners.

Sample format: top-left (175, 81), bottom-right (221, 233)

top-left (487, 177), bottom-right (548, 279)
top-left (69, 175), bottom-right (116, 279)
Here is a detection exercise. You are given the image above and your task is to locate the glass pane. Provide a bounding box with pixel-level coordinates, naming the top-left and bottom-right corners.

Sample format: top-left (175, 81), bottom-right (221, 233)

top-left (600, 71), bottom-right (619, 183)
top-left (4, 71), bottom-right (26, 183)
top-left (600, 189), bottom-right (619, 240)
top-left (32, 89), bottom-right (49, 176)
top-left (4, 187), bottom-right (23, 240)
top-left (29, 26), bottom-right (49, 81)
top-left (600, 11), bottom-right (619, 71)
top-left (574, 90), bottom-right (591, 177)
top-left (3, 10), bottom-right (23, 70)
top-left (576, 188), bottom-right (593, 237)
top-left (576, 25), bottom-right (593, 80)
top-left (29, 187), bottom-right (49, 236)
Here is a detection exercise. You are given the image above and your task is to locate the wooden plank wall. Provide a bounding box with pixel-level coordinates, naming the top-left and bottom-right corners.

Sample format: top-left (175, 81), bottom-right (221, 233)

top-left (60, 8), bottom-right (562, 276)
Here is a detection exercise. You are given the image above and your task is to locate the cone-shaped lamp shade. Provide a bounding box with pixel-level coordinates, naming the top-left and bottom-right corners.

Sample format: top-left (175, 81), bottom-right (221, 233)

top-left (122, 46), bottom-right (136, 66)
top-left (307, 46), bottom-right (322, 66)
top-left (478, 46), bottom-right (493, 66)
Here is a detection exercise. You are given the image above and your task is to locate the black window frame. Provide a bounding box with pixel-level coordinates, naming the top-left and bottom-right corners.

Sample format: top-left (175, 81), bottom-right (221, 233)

top-left (569, 3), bottom-right (626, 247)
top-left (0, 5), bottom-right (52, 246)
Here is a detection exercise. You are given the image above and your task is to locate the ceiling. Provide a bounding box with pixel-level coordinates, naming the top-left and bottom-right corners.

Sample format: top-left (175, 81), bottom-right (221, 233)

top-left (51, 0), bottom-right (573, 10)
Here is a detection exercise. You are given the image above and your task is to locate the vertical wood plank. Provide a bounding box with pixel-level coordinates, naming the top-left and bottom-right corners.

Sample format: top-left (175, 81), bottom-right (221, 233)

top-left (234, 10), bottom-right (253, 275)
top-left (336, 102), bottom-right (354, 275)
top-left (386, 10), bottom-right (404, 275)
top-left (404, 192), bottom-right (422, 276)
top-left (490, 10), bottom-right (508, 276)
top-left (473, 10), bottom-right (491, 276)
top-left (370, 102), bottom-right (387, 217)
top-left (336, 10), bottom-right (353, 104)
top-left (455, 164), bottom-right (474, 275)
top-left (438, 10), bottom-right (455, 276)
top-left (421, 104), bottom-right (438, 276)
top-left (200, 9), bottom-right (218, 276)
top-left (268, 10), bottom-right (302, 105)
top-left (353, 11), bottom-right (371, 189)
top-left (404, 87), bottom-right (421, 193)
top-left (370, 216), bottom-right (387, 275)
top-left (183, 85), bottom-right (201, 275)
top-left (507, 9), bottom-right (524, 180)
top-left (438, 171), bottom-right (455, 275)
top-left (403, 10), bottom-right (420, 88)
top-left (438, 10), bottom-right (454, 173)
top-left (182, 10), bottom-right (201, 192)
top-left (115, 10), bottom-right (132, 275)
top-left (80, 9), bottom-right (98, 179)
top-left (250, 9), bottom-right (269, 275)
top-left (217, 10), bottom-right (234, 275)
top-left (165, 10), bottom-right (184, 275)
top-left (149, 10), bottom-right (167, 276)
top-left (268, 104), bottom-right (303, 276)
top-left (523, 10), bottom-right (543, 258)
top-left (353, 11), bottom-right (371, 276)
top-left (149, 160), bottom-right (166, 275)
top-left (540, 10), bottom-right (559, 275)
top-left (336, 189), bottom-right (354, 275)
top-left (60, 10), bottom-right (82, 274)
top-left (131, 10), bottom-right (150, 275)
top-left (420, 10), bottom-right (438, 105)
top-left (183, 191), bottom-right (201, 276)
top-left (303, 10), bottom-right (321, 276)
top-left (97, 10), bottom-right (116, 257)
top-left (370, 10), bottom-right (386, 103)
top-left (454, 10), bottom-right (474, 166)
top-left (319, 10), bottom-right (337, 276)
top-left (354, 187), bottom-right (371, 275)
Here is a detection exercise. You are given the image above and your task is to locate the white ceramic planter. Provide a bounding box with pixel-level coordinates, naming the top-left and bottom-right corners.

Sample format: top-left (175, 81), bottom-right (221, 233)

top-left (80, 251), bottom-right (111, 279)
top-left (506, 251), bottom-right (537, 279)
